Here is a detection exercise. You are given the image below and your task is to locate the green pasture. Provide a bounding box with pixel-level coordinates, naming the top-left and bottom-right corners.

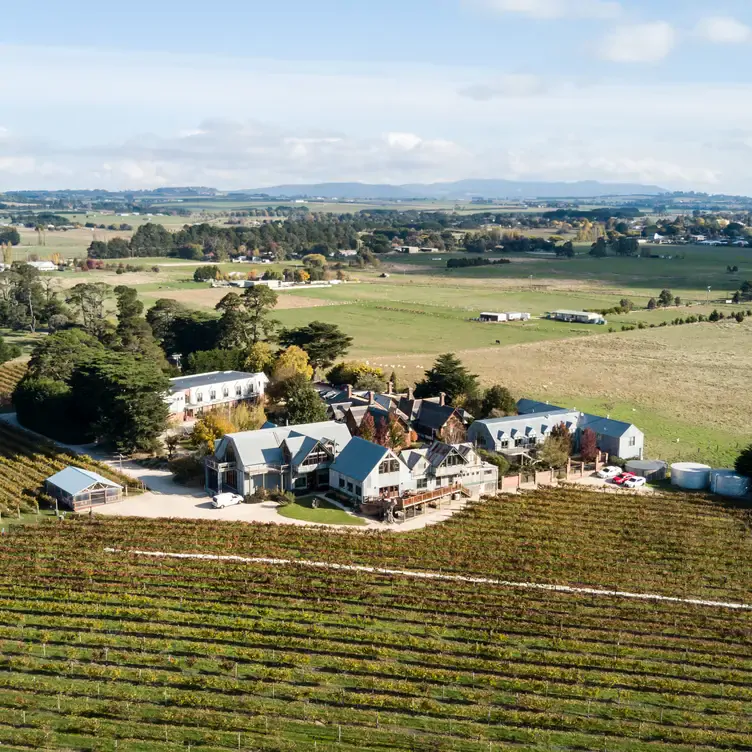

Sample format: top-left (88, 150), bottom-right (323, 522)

top-left (386, 246), bottom-right (751, 296)
top-left (274, 300), bottom-right (597, 357)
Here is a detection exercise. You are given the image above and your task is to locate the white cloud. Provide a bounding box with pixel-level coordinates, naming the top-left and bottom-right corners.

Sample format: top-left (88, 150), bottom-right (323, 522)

top-left (696, 16), bottom-right (751, 44)
top-left (599, 21), bottom-right (676, 63)
top-left (474, 0), bottom-right (621, 20)
top-left (458, 74), bottom-right (546, 100)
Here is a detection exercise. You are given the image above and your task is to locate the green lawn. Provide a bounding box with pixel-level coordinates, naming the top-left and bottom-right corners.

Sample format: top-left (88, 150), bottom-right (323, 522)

top-left (276, 495), bottom-right (367, 526)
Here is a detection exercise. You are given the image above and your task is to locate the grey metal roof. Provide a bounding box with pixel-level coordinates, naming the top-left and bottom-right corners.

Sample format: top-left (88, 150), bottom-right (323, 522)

top-left (580, 414), bottom-right (637, 439)
top-left (399, 448), bottom-right (428, 472)
top-left (517, 398), bottom-right (566, 415)
top-left (170, 370), bottom-right (267, 392)
top-left (219, 421), bottom-right (351, 468)
top-left (46, 466), bottom-right (122, 496)
top-left (329, 437), bottom-right (390, 482)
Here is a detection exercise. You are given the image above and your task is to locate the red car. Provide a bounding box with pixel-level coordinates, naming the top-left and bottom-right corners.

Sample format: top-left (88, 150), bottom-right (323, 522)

top-left (612, 472), bottom-right (636, 486)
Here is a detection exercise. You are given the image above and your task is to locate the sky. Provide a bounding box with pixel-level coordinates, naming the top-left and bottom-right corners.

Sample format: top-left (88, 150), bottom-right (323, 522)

top-left (3, 0), bottom-right (752, 193)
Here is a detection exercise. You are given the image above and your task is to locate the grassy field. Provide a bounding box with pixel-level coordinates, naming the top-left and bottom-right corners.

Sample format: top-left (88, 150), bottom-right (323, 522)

top-left (0, 487), bottom-right (749, 750)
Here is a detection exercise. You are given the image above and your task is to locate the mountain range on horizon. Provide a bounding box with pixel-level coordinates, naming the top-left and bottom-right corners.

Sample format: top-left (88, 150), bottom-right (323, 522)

top-left (241, 179), bottom-right (668, 201)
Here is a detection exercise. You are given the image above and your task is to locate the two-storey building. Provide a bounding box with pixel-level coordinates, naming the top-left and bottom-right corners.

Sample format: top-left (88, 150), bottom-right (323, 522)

top-left (167, 370), bottom-right (269, 421)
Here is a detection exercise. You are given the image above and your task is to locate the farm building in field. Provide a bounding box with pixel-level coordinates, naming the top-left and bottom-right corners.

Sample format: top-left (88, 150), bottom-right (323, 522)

top-left (45, 466), bottom-right (123, 511)
top-left (167, 370), bottom-right (269, 421)
top-left (205, 421), bottom-right (353, 496)
top-left (547, 310), bottom-right (606, 325)
top-left (480, 312), bottom-right (507, 322)
top-left (479, 312), bottom-right (532, 322)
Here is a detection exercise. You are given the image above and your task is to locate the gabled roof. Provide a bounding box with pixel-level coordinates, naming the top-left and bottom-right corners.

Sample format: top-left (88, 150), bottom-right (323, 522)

top-left (46, 466), bottom-right (122, 496)
top-left (329, 437), bottom-right (391, 482)
top-left (399, 447), bottom-right (428, 472)
top-left (517, 398), bottom-right (566, 415)
top-left (218, 421), bottom-right (351, 467)
top-left (398, 398), bottom-right (459, 432)
top-left (580, 414), bottom-right (637, 439)
top-left (170, 370), bottom-right (267, 393)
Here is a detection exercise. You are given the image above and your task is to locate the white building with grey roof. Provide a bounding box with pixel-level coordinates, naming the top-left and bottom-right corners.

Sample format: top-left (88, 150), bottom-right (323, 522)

top-left (206, 421), bottom-right (352, 496)
top-left (167, 370), bottom-right (269, 421)
top-left (468, 399), bottom-right (644, 461)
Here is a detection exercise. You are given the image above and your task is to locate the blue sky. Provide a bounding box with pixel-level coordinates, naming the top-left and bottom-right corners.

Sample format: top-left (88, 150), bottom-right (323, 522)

top-left (3, 1), bottom-right (752, 192)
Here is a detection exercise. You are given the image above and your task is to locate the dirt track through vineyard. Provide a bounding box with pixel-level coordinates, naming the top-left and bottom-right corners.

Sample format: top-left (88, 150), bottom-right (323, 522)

top-left (105, 548), bottom-right (752, 611)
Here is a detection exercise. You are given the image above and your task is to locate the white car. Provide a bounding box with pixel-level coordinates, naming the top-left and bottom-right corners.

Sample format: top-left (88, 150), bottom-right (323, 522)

top-left (211, 492), bottom-right (244, 509)
top-left (622, 476), bottom-right (647, 489)
top-left (597, 466), bottom-right (623, 480)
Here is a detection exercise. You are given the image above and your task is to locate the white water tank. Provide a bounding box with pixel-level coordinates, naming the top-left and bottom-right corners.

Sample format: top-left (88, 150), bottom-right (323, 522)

top-left (710, 470), bottom-right (750, 498)
top-left (670, 462), bottom-right (711, 490)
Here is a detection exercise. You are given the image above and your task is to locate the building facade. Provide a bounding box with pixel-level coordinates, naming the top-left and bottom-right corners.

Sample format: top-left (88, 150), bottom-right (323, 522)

top-left (205, 421), bottom-right (352, 496)
top-left (167, 370), bottom-right (269, 421)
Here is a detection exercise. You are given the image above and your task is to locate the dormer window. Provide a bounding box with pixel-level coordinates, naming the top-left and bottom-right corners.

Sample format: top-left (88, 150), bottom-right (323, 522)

top-left (223, 386), bottom-right (229, 398)
top-left (210, 390), bottom-right (217, 400)
top-left (235, 385), bottom-right (242, 397)
top-left (196, 391), bottom-right (203, 403)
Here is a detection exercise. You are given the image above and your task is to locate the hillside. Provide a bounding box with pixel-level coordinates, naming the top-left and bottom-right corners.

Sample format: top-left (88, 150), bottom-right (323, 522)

top-left (245, 179), bottom-right (667, 200)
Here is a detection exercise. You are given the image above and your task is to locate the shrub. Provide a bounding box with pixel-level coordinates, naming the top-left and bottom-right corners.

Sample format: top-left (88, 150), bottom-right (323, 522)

top-left (168, 455), bottom-right (204, 485)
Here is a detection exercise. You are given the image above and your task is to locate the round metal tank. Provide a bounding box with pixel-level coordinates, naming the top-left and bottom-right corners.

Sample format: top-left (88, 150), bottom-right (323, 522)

top-left (710, 470), bottom-right (750, 498)
top-left (624, 460), bottom-right (667, 482)
top-left (670, 463), bottom-right (711, 490)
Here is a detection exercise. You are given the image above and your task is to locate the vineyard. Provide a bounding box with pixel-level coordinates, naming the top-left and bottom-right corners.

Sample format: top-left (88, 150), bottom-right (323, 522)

top-left (0, 488), bottom-right (749, 751)
top-left (0, 360), bottom-right (25, 406)
top-left (0, 421), bottom-right (141, 516)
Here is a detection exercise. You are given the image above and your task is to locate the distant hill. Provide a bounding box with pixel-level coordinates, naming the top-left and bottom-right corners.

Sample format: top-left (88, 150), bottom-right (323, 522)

top-left (244, 179), bottom-right (667, 201)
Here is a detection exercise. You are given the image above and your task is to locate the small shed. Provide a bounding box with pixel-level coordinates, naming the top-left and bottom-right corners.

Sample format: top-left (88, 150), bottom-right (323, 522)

top-left (479, 312), bottom-right (507, 323)
top-left (45, 466), bottom-right (123, 511)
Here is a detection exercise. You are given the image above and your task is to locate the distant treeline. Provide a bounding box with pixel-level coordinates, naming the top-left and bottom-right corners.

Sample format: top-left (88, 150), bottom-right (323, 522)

top-left (447, 257), bottom-right (511, 269)
top-left (543, 208), bottom-right (642, 221)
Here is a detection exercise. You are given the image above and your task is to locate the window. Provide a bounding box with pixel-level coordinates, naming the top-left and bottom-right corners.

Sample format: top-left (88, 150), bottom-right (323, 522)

top-left (417, 478), bottom-right (428, 490)
top-left (379, 485), bottom-right (399, 496)
top-left (500, 439), bottom-right (509, 449)
top-left (209, 390), bottom-right (217, 401)
top-left (629, 436), bottom-right (636, 447)
top-left (294, 477), bottom-right (307, 489)
top-left (476, 436), bottom-right (487, 447)
top-left (355, 486), bottom-right (362, 497)
top-left (347, 482), bottom-right (353, 492)
top-left (378, 459), bottom-right (400, 474)
top-left (302, 449), bottom-right (329, 467)
top-left (223, 386), bottom-right (229, 398)
top-left (235, 385), bottom-right (242, 397)
top-left (339, 478), bottom-right (345, 488)
top-left (444, 454), bottom-right (464, 467)
top-left (528, 437), bottom-right (537, 446)
top-left (515, 437), bottom-right (524, 447)
top-left (196, 391), bottom-right (203, 403)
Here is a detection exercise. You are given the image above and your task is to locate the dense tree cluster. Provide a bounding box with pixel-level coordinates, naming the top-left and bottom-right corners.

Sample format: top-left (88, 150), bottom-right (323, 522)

top-left (0, 264), bottom-right (70, 332)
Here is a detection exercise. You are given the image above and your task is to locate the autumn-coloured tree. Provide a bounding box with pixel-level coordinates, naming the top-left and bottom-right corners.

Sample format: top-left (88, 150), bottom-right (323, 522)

top-left (374, 415), bottom-right (389, 447)
top-left (580, 428), bottom-right (598, 462)
top-left (386, 415), bottom-right (406, 450)
top-left (359, 412), bottom-right (376, 442)
top-left (272, 345), bottom-right (313, 382)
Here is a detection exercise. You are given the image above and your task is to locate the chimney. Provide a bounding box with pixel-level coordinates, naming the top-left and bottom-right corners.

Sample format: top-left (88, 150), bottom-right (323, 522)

top-left (439, 392), bottom-right (446, 407)
top-left (387, 381), bottom-right (393, 395)
top-left (369, 391), bottom-right (375, 405)
top-left (345, 384), bottom-right (352, 399)
top-left (407, 386), bottom-right (414, 400)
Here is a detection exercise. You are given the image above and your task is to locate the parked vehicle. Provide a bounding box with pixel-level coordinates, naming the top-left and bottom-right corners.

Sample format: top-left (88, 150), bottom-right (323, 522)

top-left (623, 476), bottom-right (647, 489)
top-left (211, 492), bottom-right (244, 509)
top-left (597, 466), bottom-right (622, 480)
top-left (612, 473), bottom-right (636, 486)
